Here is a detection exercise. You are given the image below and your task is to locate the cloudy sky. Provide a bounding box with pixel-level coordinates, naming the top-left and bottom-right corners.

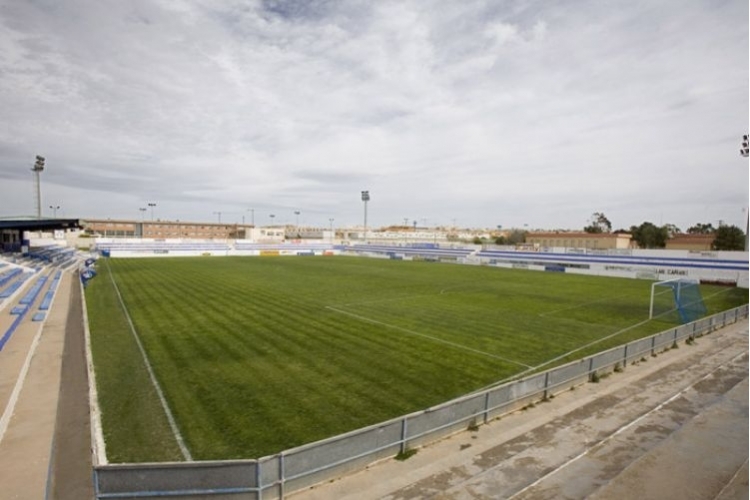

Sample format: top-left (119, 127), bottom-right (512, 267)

top-left (0, 0), bottom-right (747, 231)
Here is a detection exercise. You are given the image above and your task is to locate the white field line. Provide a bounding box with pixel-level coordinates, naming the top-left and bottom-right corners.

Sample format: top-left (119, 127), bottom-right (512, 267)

top-left (538, 291), bottom-right (638, 317)
top-left (471, 288), bottom-right (740, 394)
top-left (332, 283), bottom-right (476, 308)
top-left (506, 351), bottom-right (748, 499)
top-left (106, 261), bottom-right (192, 461)
top-left (325, 305), bottom-right (532, 368)
top-left (80, 274), bottom-right (107, 465)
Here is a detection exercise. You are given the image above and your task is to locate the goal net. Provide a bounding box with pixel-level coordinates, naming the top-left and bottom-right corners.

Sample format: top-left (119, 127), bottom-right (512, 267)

top-left (649, 278), bottom-right (707, 324)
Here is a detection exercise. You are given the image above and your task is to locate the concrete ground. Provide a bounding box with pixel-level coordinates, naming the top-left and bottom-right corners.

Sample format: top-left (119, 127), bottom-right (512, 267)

top-left (293, 320), bottom-right (749, 500)
top-left (0, 270), bottom-right (93, 500)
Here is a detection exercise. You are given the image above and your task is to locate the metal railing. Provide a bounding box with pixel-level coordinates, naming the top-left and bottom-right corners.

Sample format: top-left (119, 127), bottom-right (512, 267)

top-left (94, 305), bottom-right (748, 499)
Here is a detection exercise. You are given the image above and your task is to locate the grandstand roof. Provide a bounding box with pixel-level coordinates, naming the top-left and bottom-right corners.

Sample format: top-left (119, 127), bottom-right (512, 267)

top-left (0, 217), bottom-right (82, 232)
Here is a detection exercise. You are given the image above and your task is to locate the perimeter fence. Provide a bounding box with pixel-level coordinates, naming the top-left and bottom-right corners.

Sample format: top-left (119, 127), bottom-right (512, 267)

top-left (94, 304), bottom-right (749, 499)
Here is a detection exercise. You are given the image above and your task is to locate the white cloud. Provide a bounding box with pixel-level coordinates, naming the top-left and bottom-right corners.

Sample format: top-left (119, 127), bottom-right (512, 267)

top-left (0, 0), bottom-right (746, 231)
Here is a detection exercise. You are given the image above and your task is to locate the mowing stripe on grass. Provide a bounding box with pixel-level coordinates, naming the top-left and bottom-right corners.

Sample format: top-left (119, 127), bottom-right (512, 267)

top-left (476, 287), bottom-right (744, 392)
top-left (105, 260), bottom-right (192, 461)
top-left (326, 305), bottom-right (532, 368)
top-left (538, 292), bottom-right (640, 317)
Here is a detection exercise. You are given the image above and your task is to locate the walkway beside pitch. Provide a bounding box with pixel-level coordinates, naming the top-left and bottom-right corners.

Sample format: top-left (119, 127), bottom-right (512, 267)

top-left (0, 272), bottom-right (93, 499)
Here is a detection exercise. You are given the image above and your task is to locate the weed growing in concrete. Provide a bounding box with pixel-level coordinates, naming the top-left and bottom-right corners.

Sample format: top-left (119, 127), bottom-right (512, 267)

top-left (395, 448), bottom-right (418, 461)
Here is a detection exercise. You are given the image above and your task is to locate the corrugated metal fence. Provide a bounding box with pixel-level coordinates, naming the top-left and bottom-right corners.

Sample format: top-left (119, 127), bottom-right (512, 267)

top-left (94, 305), bottom-right (749, 499)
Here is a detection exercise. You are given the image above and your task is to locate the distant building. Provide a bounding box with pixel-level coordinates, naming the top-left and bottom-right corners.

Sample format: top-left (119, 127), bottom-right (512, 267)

top-left (82, 219), bottom-right (251, 239)
top-left (526, 231), bottom-right (633, 250)
top-left (665, 234), bottom-right (715, 251)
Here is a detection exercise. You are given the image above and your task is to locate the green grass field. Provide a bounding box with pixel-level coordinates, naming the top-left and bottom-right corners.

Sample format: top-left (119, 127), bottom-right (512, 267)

top-left (85, 256), bottom-right (748, 462)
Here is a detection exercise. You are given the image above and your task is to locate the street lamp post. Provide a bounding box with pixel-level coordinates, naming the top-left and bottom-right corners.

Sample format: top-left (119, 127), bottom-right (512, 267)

top-left (49, 205), bottom-right (59, 218)
top-left (148, 202), bottom-right (157, 221)
top-left (139, 207), bottom-right (147, 221)
top-left (361, 190), bottom-right (370, 241)
top-left (294, 210), bottom-right (300, 228)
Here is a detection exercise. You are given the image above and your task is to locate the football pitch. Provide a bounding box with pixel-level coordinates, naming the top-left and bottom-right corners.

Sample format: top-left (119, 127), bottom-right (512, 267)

top-left (85, 256), bottom-right (748, 462)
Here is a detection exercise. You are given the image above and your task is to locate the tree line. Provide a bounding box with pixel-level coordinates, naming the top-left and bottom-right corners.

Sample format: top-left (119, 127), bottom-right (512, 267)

top-left (583, 212), bottom-right (745, 250)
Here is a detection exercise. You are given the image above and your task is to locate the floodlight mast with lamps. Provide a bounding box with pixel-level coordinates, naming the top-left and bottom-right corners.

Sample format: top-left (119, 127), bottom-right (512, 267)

top-left (49, 205), bottom-right (60, 218)
top-left (742, 134), bottom-right (749, 250)
top-left (31, 155), bottom-right (45, 219)
top-left (361, 190), bottom-right (370, 241)
top-left (148, 202), bottom-right (157, 221)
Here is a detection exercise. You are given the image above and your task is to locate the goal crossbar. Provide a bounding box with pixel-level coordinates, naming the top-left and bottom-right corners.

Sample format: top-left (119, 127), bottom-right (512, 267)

top-left (649, 278), bottom-right (706, 323)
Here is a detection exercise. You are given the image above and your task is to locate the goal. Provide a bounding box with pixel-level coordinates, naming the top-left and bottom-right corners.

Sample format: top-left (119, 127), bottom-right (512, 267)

top-left (649, 278), bottom-right (707, 323)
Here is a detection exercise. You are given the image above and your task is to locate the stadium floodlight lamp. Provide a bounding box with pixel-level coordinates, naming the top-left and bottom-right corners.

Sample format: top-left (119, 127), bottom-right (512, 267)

top-left (31, 155), bottom-right (46, 219)
top-left (742, 134), bottom-right (749, 157)
top-left (361, 190), bottom-right (370, 240)
top-left (33, 155), bottom-right (45, 172)
top-left (148, 202), bottom-right (157, 221)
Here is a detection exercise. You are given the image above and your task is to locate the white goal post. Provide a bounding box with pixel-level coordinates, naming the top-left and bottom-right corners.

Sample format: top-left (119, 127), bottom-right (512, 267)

top-left (649, 278), bottom-right (706, 323)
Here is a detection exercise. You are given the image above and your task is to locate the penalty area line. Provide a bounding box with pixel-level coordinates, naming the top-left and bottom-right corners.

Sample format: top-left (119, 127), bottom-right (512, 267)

top-left (326, 305), bottom-right (532, 369)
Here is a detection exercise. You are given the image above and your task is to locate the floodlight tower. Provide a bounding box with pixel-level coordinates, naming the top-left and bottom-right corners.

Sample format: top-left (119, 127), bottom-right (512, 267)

top-left (361, 190), bottom-right (370, 241)
top-left (742, 134), bottom-right (749, 250)
top-left (148, 202), bottom-right (157, 221)
top-left (31, 155), bottom-right (45, 219)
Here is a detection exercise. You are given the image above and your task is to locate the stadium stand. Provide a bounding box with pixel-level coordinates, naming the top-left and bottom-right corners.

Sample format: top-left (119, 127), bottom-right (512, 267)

top-left (38, 270), bottom-right (62, 311)
top-left (0, 272), bottom-right (53, 350)
top-left (343, 244), bottom-right (475, 260)
top-left (0, 268), bottom-right (23, 288)
top-left (25, 245), bottom-right (76, 264)
top-left (95, 240), bottom-right (231, 255)
top-left (234, 242), bottom-right (334, 254)
top-left (475, 249), bottom-right (748, 272)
